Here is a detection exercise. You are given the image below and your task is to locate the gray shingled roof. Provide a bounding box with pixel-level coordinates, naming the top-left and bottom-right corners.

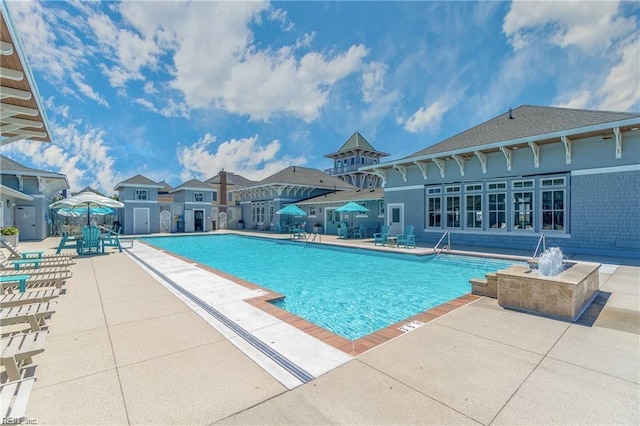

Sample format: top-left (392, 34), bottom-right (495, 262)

top-left (170, 179), bottom-right (215, 192)
top-left (257, 166), bottom-right (358, 190)
top-left (158, 180), bottom-right (173, 193)
top-left (325, 131), bottom-right (389, 157)
top-left (114, 174), bottom-right (163, 189)
top-left (406, 105), bottom-right (640, 159)
top-left (205, 172), bottom-right (257, 187)
top-left (297, 188), bottom-right (383, 205)
top-left (0, 155), bottom-right (66, 178)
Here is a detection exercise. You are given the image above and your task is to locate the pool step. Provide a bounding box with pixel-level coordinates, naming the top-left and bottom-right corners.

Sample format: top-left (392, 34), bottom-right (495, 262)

top-left (470, 273), bottom-right (498, 298)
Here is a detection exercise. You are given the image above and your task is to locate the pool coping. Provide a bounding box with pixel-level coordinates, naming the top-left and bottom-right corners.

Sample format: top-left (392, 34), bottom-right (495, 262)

top-left (139, 235), bottom-right (502, 356)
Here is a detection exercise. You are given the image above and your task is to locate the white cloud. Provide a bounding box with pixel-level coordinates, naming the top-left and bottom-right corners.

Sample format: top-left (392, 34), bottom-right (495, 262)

top-left (2, 120), bottom-right (122, 195)
top-left (115, 1), bottom-right (368, 122)
top-left (403, 101), bottom-right (451, 134)
top-left (176, 134), bottom-right (307, 182)
top-left (554, 90), bottom-right (593, 110)
top-left (503, 1), bottom-right (635, 52)
top-left (598, 36), bottom-right (640, 110)
top-left (361, 61), bottom-right (387, 104)
top-left (143, 82), bottom-right (158, 94)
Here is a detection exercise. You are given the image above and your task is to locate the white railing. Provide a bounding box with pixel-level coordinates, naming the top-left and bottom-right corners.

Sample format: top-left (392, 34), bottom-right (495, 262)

top-left (433, 231), bottom-right (450, 255)
top-left (532, 234), bottom-right (546, 259)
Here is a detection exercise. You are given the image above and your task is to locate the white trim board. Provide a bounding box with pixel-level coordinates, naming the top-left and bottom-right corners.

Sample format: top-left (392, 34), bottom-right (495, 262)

top-left (571, 164), bottom-right (640, 176)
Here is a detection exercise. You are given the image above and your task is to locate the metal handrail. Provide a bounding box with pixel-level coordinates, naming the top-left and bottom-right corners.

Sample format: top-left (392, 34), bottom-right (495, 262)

top-left (532, 234), bottom-right (546, 258)
top-left (434, 231), bottom-right (450, 254)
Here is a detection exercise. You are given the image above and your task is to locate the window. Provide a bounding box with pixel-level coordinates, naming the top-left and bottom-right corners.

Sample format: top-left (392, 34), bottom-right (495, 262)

top-left (194, 192), bottom-right (204, 202)
top-left (268, 201), bottom-right (274, 223)
top-left (427, 197), bottom-right (442, 227)
top-left (309, 204), bottom-right (316, 216)
top-left (378, 200), bottom-right (385, 216)
top-left (251, 201), bottom-right (265, 223)
top-left (350, 156), bottom-right (355, 165)
top-left (541, 177), bottom-right (566, 231)
top-left (488, 182), bottom-right (507, 191)
top-left (212, 191), bottom-right (218, 202)
top-left (227, 192), bottom-right (233, 202)
top-left (466, 194), bottom-right (482, 228)
top-left (513, 180), bottom-right (534, 230)
top-left (445, 186), bottom-right (461, 228)
top-left (426, 186), bottom-right (442, 227)
top-left (488, 193), bottom-right (506, 229)
top-left (135, 190), bottom-right (148, 200)
top-left (360, 157), bottom-right (365, 164)
top-left (465, 183), bottom-right (482, 192)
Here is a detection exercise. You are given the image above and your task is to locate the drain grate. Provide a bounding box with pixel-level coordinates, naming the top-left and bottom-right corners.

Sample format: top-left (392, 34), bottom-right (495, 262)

top-left (127, 250), bottom-right (314, 384)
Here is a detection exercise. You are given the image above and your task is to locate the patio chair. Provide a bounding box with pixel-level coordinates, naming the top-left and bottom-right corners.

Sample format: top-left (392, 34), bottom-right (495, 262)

top-left (0, 331), bottom-right (48, 381)
top-left (351, 223), bottom-right (366, 239)
top-left (291, 222), bottom-right (306, 240)
top-left (373, 225), bottom-right (390, 246)
top-left (1, 237), bottom-right (75, 261)
top-left (337, 222), bottom-right (349, 239)
top-left (56, 233), bottom-right (80, 255)
top-left (0, 366), bottom-right (37, 421)
top-left (397, 225), bottom-right (416, 248)
top-left (0, 301), bottom-right (57, 332)
top-left (1, 289), bottom-right (60, 307)
top-left (78, 226), bottom-right (103, 255)
top-left (100, 227), bottom-right (123, 253)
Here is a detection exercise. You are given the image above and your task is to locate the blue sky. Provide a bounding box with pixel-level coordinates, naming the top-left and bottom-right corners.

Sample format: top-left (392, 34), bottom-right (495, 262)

top-left (3, 0), bottom-right (639, 195)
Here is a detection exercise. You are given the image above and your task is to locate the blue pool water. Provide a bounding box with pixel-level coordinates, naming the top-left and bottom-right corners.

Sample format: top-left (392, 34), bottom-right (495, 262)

top-left (141, 234), bottom-right (517, 340)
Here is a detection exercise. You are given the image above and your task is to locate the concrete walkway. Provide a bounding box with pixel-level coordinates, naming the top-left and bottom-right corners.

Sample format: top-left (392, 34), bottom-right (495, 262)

top-left (8, 234), bottom-right (640, 425)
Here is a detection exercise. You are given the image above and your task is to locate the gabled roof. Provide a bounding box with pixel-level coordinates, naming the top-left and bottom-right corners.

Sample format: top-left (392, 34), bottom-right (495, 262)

top-left (297, 188), bottom-right (384, 205)
top-left (114, 174), bottom-right (163, 190)
top-left (170, 179), bottom-right (215, 193)
top-left (257, 166), bottom-right (357, 191)
top-left (0, 155), bottom-right (66, 179)
top-left (406, 105), bottom-right (640, 159)
top-left (72, 186), bottom-right (102, 196)
top-left (1, 3), bottom-right (52, 145)
top-left (325, 132), bottom-right (389, 158)
top-left (205, 172), bottom-right (257, 187)
top-left (158, 180), bottom-right (173, 193)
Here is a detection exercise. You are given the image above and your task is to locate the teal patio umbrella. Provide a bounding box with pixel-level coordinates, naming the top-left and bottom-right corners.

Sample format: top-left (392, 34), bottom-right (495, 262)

top-left (276, 204), bottom-right (306, 227)
top-left (335, 201), bottom-right (369, 227)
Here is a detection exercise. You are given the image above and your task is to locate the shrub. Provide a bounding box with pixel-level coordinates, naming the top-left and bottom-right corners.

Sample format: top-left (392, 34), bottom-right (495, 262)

top-left (0, 226), bottom-right (19, 235)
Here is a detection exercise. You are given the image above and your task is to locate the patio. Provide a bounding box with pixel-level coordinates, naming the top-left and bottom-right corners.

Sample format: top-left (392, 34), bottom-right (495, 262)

top-left (8, 233), bottom-right (640, 424)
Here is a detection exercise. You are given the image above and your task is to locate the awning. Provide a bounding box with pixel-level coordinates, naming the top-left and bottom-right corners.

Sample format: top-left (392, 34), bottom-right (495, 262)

top-left (1, 184), bottom-right (34, 201)
top-left (1, 3), bottom-right (52, 146)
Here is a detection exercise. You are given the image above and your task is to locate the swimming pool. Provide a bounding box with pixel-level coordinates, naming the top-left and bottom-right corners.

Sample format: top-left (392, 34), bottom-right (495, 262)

top-left (141, 234), bottom-right (516, 340)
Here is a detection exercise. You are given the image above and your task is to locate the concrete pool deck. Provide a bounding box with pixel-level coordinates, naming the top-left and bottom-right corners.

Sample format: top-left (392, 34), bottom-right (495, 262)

top-left (6, 232), bottom-right (640, 425)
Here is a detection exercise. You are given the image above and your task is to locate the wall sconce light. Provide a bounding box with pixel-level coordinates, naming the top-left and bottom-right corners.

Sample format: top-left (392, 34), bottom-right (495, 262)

top-left (6, 200), bottom-right (10, 207)
top-left (319, 207), bottom-right (322, 212)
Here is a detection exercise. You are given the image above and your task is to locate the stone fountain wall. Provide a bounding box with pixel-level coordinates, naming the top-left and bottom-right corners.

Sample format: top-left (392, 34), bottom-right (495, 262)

top-left (494, 262), bottom-right (600, 321)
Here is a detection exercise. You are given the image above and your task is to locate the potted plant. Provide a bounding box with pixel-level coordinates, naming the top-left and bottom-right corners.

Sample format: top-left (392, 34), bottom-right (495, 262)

top-left (0, 226), bottom-right (19, 246)
top-left (237, 219), bottom-right (245, 230)
top-left (313, 222), bottom-right (322, 233)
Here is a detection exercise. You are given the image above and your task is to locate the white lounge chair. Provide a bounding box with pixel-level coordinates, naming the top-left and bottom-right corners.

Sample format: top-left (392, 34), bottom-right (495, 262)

top-left (0, 366), bottom-right (37, 422)
top-left (0, 302), bottom-right (57, 332)
top-left (0, 251), bottom-right (74, 271)
top-left (1, 289), bottom-right (60, 307)
top-left (1, 331), bottom-right (48, 381)
top-left (1, 237), bottom-right (75, 261)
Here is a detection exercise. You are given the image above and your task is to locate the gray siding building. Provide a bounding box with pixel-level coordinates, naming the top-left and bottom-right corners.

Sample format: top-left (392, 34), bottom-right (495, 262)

top-left (362, 105), bottom-right (640, 258)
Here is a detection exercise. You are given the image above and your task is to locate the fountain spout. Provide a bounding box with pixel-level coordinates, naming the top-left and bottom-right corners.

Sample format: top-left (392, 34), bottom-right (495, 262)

top-left (538, 247), bottom-right (565, 276)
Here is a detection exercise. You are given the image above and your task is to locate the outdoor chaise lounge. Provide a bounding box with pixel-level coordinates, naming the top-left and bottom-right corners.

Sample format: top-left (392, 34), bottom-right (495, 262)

top-left (0, 331), bottom-right (48, 381)
top-left (373, 225), bottom-right (390, 246)
top-left (0, 302), bottom-right (57, 332)
top-left (0, 289), bottom-right (60, 307)
top-left (0, 251), bottom-right (74, 271)
top-left (397, 225), bottom-right (416, 248)
top-left (1, 366), bottom-right (37, 422)
top-left (0, 272), bottom-right (71, 294)
top-left (1, 237), bottom-right (75, 261)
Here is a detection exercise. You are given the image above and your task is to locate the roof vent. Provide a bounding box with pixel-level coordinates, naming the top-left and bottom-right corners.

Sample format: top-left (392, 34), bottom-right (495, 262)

top-left (508, 108), bottom-right (514, 119)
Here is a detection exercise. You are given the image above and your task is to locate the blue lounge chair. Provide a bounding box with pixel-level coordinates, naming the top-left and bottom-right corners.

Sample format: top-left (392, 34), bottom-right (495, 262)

top-left (397, 225), bottom-right (416, 248)
top-left (373, 225), bottom-right (390, 246)
top-left (78, 226), bottom-right (102, 255)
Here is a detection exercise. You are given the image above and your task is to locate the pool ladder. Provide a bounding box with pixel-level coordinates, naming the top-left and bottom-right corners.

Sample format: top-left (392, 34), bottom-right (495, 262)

top-left (434, 231), bottom-right (450, 255)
